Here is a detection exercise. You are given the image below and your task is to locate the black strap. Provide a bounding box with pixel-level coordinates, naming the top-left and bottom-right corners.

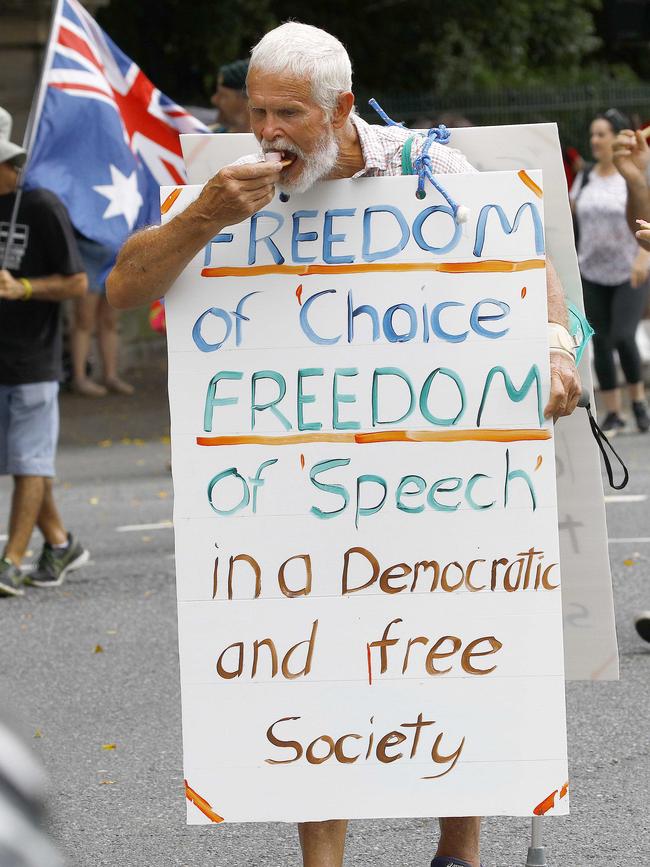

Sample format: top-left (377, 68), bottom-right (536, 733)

top-left (582, 401), bottom-right (629, 490)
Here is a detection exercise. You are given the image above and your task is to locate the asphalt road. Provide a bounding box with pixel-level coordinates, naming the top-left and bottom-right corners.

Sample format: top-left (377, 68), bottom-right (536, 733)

top-left (1, 360), bottom-right (648, 866)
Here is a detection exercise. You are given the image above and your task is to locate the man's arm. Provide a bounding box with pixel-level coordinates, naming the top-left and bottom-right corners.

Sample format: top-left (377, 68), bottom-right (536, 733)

top-left (545, 259), bottom-right (582, 420)
top-left (0, 270), bottom-right (87, 302)
top-left (106, 160), bottom-right (284, 310)
top-left (613, 129), bottom-right (650, 235)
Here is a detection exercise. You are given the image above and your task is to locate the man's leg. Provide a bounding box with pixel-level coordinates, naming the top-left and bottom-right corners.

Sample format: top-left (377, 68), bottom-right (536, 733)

top-left (4, 475), bottom-right (45, 565)
top-left (298, 820), bottom-right (348, 867)
top-left (36, 478), bottom-right (68, 546)
top-left (436, 817), bottom-right (481, 866)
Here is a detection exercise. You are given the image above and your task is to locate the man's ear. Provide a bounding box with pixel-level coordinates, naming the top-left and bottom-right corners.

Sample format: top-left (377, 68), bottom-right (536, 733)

top-left (331, 91), bottom-right (355, 129)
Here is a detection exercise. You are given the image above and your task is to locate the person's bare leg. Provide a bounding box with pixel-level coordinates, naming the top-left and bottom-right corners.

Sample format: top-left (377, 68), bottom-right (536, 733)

top-left (4, 476), bottom-right (45, 565)
top-left (628, 381), bottom-right (645, 402)
top-left (98, 297), bottom-right (133, 394)
top-left (601, 387), bottom-right (622, 414)
top-left (36, 478), bottom-right (68, 546)
top-left (71, 294), bottom-right (106, 396)
top-left (298, 820), bottom-right (348, 867)
top-left (436, 817), bottom-right (481, 866)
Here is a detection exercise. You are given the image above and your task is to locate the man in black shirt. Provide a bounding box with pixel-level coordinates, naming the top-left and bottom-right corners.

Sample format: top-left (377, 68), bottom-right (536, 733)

top-left (0, 109), bottom-right (89, 597)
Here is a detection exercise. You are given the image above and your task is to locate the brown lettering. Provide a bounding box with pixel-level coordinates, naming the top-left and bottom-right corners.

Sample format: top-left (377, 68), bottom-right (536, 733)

top-left (265, 716), bottom-right (303, 764)
top-left (376, 731), bottom-right (408, 764)
top-left (379, 562), bottom-right (412, 594)
top-left (465, 558), bottom-right (486, 591)
top-left (306, 735), bottom-right (335, 765)
top-left (441, 561), bottom-right (465, 592)
top-left (425, 635), bottom-right (462, 675)
top-left (422, 733), bottom-right (466, 779)
top-left (227, 554), bottom-right (261, 600)
top-left (334, 733), bottom-right (362, 764)
top-left (411, 560), bottom-right (440, 592)
top-left (216, 641), bottom-right (244, 679)
top-left (342, 547), bottom-right (379, 594)
top-left (281, 619), bottom-right (319, 679)
top-left (461, 636), bottom-right (503, 675)
top-left (252, 638), bottom-right (279, 678)
top-left (278, 553), bottom-right (312, 598)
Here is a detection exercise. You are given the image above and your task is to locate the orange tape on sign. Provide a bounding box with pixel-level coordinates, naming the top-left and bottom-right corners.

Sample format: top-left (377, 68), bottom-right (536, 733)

top-left (185, 780), bottom-right (224, 823)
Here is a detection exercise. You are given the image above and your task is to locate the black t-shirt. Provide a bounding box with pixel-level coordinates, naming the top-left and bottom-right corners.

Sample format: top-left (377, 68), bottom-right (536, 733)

top-left (0, 188), bottom-right (83, 384)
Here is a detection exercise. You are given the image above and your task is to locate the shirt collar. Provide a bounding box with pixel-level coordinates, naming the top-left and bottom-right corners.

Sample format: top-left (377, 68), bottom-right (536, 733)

top-left (350, 113), bottom-right (390, 177)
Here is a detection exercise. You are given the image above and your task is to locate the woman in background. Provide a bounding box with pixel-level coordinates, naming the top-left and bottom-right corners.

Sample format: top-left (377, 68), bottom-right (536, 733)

top-left (571, 108), bottom-right (650, 434)
top-left (71, 234), bottom-right (133, 397)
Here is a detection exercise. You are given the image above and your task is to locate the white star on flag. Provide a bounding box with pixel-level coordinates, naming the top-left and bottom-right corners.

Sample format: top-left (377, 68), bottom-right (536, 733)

top-left (93, 165), bottom-right (144, 229)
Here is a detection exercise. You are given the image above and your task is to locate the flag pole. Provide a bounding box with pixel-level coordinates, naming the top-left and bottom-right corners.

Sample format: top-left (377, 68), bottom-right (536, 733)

top-left (2, 0), bottom-right (62, 269)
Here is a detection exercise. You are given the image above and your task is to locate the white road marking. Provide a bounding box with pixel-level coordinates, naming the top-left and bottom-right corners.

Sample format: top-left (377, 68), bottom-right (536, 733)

top-left (116, 521), bottom-right (173, 533)
top-left (604, 494), bottom-right (647, 503)
top-left (608, 537), bottom-right (650, 544)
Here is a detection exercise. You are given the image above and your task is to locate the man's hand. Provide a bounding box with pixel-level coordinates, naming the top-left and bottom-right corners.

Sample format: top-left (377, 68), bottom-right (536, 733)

top-left (0, 269), bottom-right (26, 301)
top-left (544, 351), bottom-right (582, 421)
top-left (190, 160), bottom-right (284, 230)
top-left (613, 129), bottom-right (650, 184)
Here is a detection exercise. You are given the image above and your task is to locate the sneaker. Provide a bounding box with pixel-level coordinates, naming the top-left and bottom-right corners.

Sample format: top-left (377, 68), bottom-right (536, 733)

top-left (0, 557), bottom-right (25, 597)
top-left (600, 412), bottom-right (626, 437)
top-left (24, 534), bottom-right (89, 588)
top-left (635, 611), bottom-right (650, 643)
top-left (632, 401), bottom-right (650, 433)
top-left (431, 859), bottom-right (482, 867)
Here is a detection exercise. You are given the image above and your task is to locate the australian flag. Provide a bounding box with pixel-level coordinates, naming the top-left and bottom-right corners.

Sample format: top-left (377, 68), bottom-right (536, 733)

top-left (25, 0), bottom-right (208, 254)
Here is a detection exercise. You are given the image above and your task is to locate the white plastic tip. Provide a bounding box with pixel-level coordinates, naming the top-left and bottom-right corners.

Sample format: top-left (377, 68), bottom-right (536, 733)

top-left (455, 205), bottom-right (471, 224)
top-left (264, 151), bottom-right (283, 162)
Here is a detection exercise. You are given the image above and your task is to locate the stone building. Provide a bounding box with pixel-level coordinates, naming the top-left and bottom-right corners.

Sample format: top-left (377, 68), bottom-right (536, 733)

top-left (0, 0), bottom-right (107, 140)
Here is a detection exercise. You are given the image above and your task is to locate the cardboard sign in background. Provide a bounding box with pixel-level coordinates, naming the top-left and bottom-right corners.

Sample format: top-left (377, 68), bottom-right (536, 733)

top-left (163, 170), bottom-right (570, 823)
top-left (181, 124), bottom-right (619, 684)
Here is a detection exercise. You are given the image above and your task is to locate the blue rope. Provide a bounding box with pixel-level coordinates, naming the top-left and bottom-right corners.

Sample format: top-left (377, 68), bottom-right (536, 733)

top-left (367, 98), bottom-right (404, 127)
top-left (413, 127), bottom-right (459, 211)
top-left (368, 97), bottom-right (460, 217)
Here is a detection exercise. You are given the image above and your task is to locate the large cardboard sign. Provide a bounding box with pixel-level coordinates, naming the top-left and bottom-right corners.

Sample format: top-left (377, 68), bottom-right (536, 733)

top-left (181, 124), bottom-right (619, 682)
top-left (163, 170), bottom-right (569, 823)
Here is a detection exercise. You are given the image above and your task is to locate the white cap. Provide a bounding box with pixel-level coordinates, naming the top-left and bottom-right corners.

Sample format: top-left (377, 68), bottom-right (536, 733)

top-left (0, 107), bottom-right (27, 167)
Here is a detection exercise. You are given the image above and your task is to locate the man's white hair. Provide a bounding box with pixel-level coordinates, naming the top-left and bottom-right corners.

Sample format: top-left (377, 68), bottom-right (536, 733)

top-left (249, 22), bottom-right (352, 114)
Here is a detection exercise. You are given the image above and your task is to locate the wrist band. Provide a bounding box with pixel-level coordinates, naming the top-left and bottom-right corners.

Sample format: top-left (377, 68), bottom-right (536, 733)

top-left (19, 278), bottom-right (33, 300)
top-left (549, 346), bottom-right (576, 361)
top-left (548, 321), bottom-right (577, 360)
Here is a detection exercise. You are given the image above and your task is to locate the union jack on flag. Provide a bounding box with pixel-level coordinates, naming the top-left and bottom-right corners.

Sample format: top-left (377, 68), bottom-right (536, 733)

top-left (25, 0), bottom-right (208, 252)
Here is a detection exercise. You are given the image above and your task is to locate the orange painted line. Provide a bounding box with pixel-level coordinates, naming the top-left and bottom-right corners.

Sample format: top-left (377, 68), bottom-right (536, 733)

top-left (185, 780), bottom-right (224, 823)
top-left (200, 259), bottom-right (546, 279)
top-left (518, 170), bottom-right (543, 199)
top-left (196, 428), bottom-right (551, 447)
top-left (533, 789), bottom-right (558, 816)
top-left (161, 188), bottom-right (182, 214)
top-left (559, 780), bottom-right (569, 800)
top-left (366, 643), bottom-right (373, 686)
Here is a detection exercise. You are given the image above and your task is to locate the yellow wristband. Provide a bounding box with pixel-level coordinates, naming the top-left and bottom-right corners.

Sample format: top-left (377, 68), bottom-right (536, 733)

top-left (19, 278), bottom-right (33, 300)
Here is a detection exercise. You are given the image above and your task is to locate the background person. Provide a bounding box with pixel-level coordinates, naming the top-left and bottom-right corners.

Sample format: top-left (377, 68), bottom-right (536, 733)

top-left (210, 58), bottom-right (251, 133)
top-left (0, 108), bottom-right (89, 597)
top-left (70, 232), bottom-right (134, 397)
top-left (570, 108), bottom-right (650, 435)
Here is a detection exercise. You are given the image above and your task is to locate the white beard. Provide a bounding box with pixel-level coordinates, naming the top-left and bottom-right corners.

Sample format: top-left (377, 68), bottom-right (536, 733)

top-left (262, 131), bottom-right (339, 194)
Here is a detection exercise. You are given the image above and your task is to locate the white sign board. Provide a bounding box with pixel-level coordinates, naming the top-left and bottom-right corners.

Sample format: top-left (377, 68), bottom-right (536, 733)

top-left (180, 124), bottom-right (619, 683)
top-left (163, 170), bottom-right (570, 824)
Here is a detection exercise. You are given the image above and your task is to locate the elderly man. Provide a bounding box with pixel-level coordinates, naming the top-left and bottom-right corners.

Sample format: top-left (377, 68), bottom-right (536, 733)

top-left (108, 21), bottom-right (581, 867)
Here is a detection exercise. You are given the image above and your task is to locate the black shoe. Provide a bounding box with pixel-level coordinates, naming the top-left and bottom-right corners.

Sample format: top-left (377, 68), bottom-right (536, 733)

top-left (632, 401), bottom-right (650, 433)
top-left (25, 534), bottom-right (89, 588)
top-left (635, 611), bottom-right (650, 643)
top-left (0, 557), bottom-right (24, 597)
top-left (600, 412), bottom-right (626, 436)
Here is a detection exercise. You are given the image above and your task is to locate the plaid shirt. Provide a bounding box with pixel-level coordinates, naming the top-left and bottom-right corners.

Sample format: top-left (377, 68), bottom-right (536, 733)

top-left (349, 113), bottom-right (477, 177)
top-left (234, 112), bottom-right (477, 177)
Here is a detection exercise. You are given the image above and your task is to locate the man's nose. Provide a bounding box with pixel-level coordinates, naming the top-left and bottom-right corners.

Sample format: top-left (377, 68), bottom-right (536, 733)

top-left (260, 116), bottom-right (283, 143)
